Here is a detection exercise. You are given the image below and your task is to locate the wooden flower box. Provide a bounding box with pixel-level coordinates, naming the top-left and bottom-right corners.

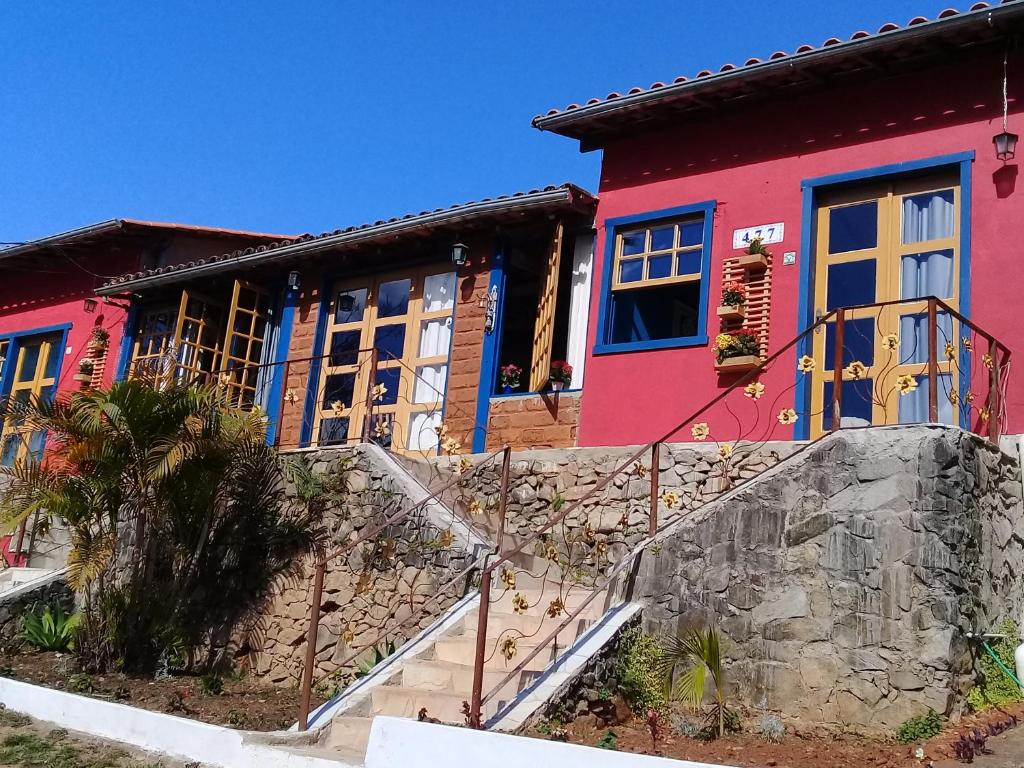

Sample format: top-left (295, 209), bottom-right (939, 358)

top-left (715, 355), bottom-right (761, 373)
top-left (738, 253), bottom-right (769, 271)
top-left (73, 373), bottom-right (92, 383)
top-left (716, 304), bottom-right (746, 321)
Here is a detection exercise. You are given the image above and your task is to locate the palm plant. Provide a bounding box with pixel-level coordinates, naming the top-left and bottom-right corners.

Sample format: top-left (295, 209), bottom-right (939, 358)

top-left (659, 627), bottom-right (728, 738)
top-left (0, 378), bottom-right (325, 672)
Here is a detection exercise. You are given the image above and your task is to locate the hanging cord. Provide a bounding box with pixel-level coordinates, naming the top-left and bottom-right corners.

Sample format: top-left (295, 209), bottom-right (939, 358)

top-left (1004, 45), bottom-right (1010, 135)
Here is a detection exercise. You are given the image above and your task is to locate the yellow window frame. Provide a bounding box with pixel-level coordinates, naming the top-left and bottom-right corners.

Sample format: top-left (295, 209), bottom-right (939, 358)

top-left (612, 216), bottom-right (705, 292)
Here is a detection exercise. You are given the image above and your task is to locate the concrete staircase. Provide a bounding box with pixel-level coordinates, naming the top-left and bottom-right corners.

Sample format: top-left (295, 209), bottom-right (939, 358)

top-left (309, 553), bottom-right (627, 764)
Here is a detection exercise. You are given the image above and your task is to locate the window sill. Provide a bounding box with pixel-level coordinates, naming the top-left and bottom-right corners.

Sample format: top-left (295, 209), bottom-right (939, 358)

top-left (592, 335), bottom-right (709, 355)
top-left (491, 388), bottom-right (582, 400)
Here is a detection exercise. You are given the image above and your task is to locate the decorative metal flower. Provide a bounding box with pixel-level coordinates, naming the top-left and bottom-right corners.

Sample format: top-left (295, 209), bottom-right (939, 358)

top-left (743, 382), bottom-right (765, 400)
top-left (690, 422), bottom-right (710, 441)
top-left (284, 388), bottom-right (297, 404)
top-left (500, 636), bottom-right (518, 661)
top-left (438, 529), bottom-right (454, 548)
top-left (441, 436), bottom-right (462, 455)
top-left (980, 407), bottom-right (991, 423)
top-left (500, 568), bottom-right (516, 590)
top-left (511, 593), bottom-right (529, 615)
top-left (883, 334), bottom-right (899, 351)
top-left (945, 342), bottom-right (956, 361)
top-left (582, 522), bottom-right (595, 543)
top-left (660, 490), bottom-right (680, 509)
top-left (330, 400), bottom-right (345, 417)
top-left (373, 420), bottom-right (390, 438)
top-left (341, 626), bottom-right (355, 645)
top-left (797, 355), bottom-right (816, 373)
top-left (717, 443), bottom-right (733, 460)
top-left (468, 498), bottom-right (483, 515)
top-left (962, 337), bottom-right (973, 351)
top-left (949, 389), bottom-right (960, 406)
top-left (220, 372), bottom-right (232, 386)
top-left (595, 539), bottom-right (609, 558)
top-left (544, 542), bottom-right (559, 562)
top-left (966, 390), bottom-right (976, 403)
top-left (632, 461), bottom-right (647, 478)
top-left (547, 598), bottom-right (564, 618)
top-left (777, 408), bottom-right (799, 425)
top-left (983, 353), bottom-right (994, 370)
top-left (458, 456), bottom-right (473, 474)
top-left (356, 572), bottom-right (372, 596)
top-left (844, 360), bottom-right (867, 380)
top-left (896, 374), bottom-right (918, 395)
top-left (435, 422), bottom-right (449, 438)
top-left (372, 383), bottom-right (387, 401)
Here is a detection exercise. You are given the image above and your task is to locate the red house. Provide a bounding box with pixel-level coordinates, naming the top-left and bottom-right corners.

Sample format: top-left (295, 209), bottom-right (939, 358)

top-left (534, 1), bottom-right (1022, 449)
top-left (0, 219), bottom-right (289, 565)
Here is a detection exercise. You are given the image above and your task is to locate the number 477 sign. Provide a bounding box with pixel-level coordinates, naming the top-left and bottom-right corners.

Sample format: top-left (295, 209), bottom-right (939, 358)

top-left (732, 222), bottom-right (784, 250)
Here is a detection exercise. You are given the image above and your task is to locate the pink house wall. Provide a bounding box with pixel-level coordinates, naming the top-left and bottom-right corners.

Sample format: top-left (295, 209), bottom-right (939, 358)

top-left (579, 49), bottom-right (1024, 447)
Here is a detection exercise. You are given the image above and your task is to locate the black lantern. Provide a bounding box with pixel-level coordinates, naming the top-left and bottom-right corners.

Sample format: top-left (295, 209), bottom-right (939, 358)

top-left (994, 130), bottom-right (1018, 161)
top-left (287, 270), bottom-right (301, 290)
top-left (451, 242), bottom-right (469, 266)
top-left (83, 297), bottom-right (98, 313)
top-left (337, 293), bottom-right (356, 313)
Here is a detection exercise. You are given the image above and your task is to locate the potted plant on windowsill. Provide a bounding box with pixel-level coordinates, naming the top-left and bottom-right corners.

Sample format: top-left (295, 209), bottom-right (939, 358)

top-left (713, 329), bottom-right (761, 372)
top-left (500, 363), bottom-right (522, 395)
top-left (549, 360), bottom-right (573, 392)
top-left (716, 281), bottom-right (747, 320)
top-left (73, 358), bottom-right (94, 383)
top-left (738, 236), bottom-right (771, 271)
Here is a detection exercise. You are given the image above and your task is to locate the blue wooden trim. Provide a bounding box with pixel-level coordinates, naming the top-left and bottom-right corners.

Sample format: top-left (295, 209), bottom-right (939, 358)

top-left (0, 323), bottom-right (73, 399)
top-left (800, 151), bottom-right (976, 190)
top-left (490, 387), bottom-right (582, 400)
top-left (114, 305), bottom-right (139, 382)
top-left (594, 200), bottom-right (716, 356)
top-left (472, 244), bottom-right (505, 453)
top-left (299, 278), bottom-right (332, 448)
top-left (795, 151), bottom-right (976, 436)
top-left (264, 285), bottom-right (299, 446)
top-left (793, 185), bottom-right (816, 440)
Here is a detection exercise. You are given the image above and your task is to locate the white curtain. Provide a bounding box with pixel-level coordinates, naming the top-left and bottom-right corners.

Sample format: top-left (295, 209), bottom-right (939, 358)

top-left (902, 190), bottom-right (954, 243)
top-left (418, 317), bottom-right (452, 358)
top-left (423, 272), bottom-right (456, 313)
top-left (901, 249), bottom-right (954, 300)
top-left (413, 363), bottom-right (447, 404)
top-left (899, 373), bottom-right (954, 425)
top-left (899, 312), bottom-right (953, 365)
top-left (407, 411), bottom-right (441, 451)
top-left (565, 232), bottom-right (595, 388)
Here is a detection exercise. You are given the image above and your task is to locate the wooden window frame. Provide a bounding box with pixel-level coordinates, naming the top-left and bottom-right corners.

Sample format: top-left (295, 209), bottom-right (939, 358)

top-left (612, 216), bottom-right (705, 291)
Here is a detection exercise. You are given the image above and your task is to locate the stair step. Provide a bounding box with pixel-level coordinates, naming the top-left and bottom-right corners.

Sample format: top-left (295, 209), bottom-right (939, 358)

top-left (323, 715), bottom-right (373, 755)
top-left (434, 636), bottom-right (558, 671)
top-left (487, 588), bottom-right (609, 619)
top-left (276, 743), bottom-right (365, 766)
top-left (371, 685), bottom-right (497, 723)
top-left (460, 609), bottom-right (591, 643)
top-left (401, 659), bottom-right (507, 692)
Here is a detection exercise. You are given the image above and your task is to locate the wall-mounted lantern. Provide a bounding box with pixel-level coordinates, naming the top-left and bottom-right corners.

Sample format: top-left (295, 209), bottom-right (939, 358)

top-left (337, 293), bottom-right (356, 313)
top-left (83, 297), bottom-right (98, 313)
top-left (287, 270), bottom-right (301, 290)
top-left (451, 242), bottom-right (469, 267)
top-left (995, 48), bottom-right (1018, 162)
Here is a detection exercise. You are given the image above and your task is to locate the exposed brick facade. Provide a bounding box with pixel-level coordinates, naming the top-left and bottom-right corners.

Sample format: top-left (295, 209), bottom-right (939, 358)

top-left (485, 391), bottom-right (581, 450)
top-left (277, 269), bottom-right (325, 448)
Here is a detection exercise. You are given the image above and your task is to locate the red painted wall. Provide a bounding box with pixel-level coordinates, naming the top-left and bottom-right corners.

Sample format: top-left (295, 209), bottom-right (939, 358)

top-left (579, 49), bottom-right (1024, 447)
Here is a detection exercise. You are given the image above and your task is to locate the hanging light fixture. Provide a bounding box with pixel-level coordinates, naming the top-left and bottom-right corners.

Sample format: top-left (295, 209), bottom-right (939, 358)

top-left (994, 47), bottom-right (1018, 162)
top-left (337, 293), bottom-right (356, 313)
top-left (451, 242), bottom-right (469, 266)
top-left (287, 270), bottom-right (301, 290)
top-left (82, 297), bottom-right (98, 313)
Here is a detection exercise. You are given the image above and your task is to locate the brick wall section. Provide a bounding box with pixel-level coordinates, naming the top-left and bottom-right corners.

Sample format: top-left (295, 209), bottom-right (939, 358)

top-left (443, 238), bottom-right (493, 451)
top-left (485, 391), bottom-right (581, 450)
top-left (277, 269), bottom-right (325, 448)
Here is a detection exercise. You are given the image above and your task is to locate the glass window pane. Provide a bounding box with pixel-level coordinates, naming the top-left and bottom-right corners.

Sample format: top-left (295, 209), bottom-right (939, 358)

top-left (0, 435), bottom-right (21, 466)
top-left (322, 373), bottom-right (355, 410)
top-left (610, 282), bottom-right (700, 343)
top-left (237, 287), bottom-right (257, 311)
top-left (233, 310), bottom-right (252, 334)
top-left (677, 250), bottom-right (702, 276)
top-left (229, 334), bottom-right (247, 358)
top-left (620, 231), bottom-right (645, 256)
top-left (618, 258), bottom-right (643, 283)
top-left (898, 312), bottom-right (953, 365)
top-left (329, 330), bottom-right (361, 366)
top-left (898, 373), bottom-right (954, 425)
top-left (407, 411), bottom-right (441, 451)
top-left (17, 345), bottom-right (40, 383)
top-left (414, 364), bottom-right (447, 403)
top-left (650, 226), bottom-right (674, 251)
top-left (335, 287), bottom-right (368, 324)
top-left (375, 367), bottom-right (400, 406)
top-left (423, 272), bottom-right (456, 313)
top-left (418, 317), bottom-right (452, 358)
top-left (318, 416), bottom-right (349, 446)
top-left (828, 202), bottom-right (878, 253)
top-left (42, 341), bottom-right (60, 379)
top-left (826, 259), bottom-right (876, 310)
top-left (822, 378), bottom-right (875, 430)
top-left (377, 279), bottom-right (411, 318)
top-left (679, 221), bottom-right (703, 247)
top-left (825, 317), bottom-right (875, 369)
top-left (900, 249), bottom-right (954, 300)
top-left (648, 254), bottom-right (672, 280)
top-left (374, 324), bottom-right (406, 361)
top-left (902, 190), bottom-right (954, 244)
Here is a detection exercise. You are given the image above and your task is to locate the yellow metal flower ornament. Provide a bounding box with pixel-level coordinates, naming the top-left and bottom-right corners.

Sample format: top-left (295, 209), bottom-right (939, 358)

top-left (501, 636), bottom-right (518, 661)
top-left (744, 382), bottom-right (765, 400)
top-left (660, 490), bottom-right (680, 509)
top-left (883, 334), bottom-right (899, 351)
top-left (844, 361), bottom-right (867, 380)
top-left (777, 408), bottom-right (798, 425)
top-left (690, 422), bottom-right (710, 441)
top-left (797, 355), bottom-right (816, 373)
top-left (896, 374), bottom-right (918, 395)
top-left (511, 593), bottom-right (529, 615)
top-left (717, 443), bottom-right (733, 460)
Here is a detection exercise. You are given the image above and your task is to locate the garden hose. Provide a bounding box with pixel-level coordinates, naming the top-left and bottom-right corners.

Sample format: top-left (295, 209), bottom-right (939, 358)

top-left (981, 640), bottom-right (1024, 692)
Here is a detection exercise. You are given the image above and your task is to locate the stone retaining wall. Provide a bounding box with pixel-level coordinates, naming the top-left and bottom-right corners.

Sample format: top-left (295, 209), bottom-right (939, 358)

top-left (631, 426), bottom-right (1024, 729)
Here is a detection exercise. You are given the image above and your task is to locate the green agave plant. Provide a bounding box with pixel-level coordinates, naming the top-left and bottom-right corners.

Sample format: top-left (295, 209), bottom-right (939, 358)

top-left (21, 604), bottom-right (81, 652)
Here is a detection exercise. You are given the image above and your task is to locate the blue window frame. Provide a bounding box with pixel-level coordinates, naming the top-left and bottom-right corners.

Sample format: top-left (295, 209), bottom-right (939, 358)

top-left (594, 201), bottom-right (715, 355)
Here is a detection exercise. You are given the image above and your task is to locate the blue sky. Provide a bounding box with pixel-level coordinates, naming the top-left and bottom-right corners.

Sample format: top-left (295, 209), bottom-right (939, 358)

top-left (1, 1), bottom-right (970, 242)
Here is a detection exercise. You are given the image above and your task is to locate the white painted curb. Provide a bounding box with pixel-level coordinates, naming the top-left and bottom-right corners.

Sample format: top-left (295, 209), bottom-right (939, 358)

top-left (0, 677), bottom-right (354, 768)
top-left (364, 716), bottom-right (738, 768)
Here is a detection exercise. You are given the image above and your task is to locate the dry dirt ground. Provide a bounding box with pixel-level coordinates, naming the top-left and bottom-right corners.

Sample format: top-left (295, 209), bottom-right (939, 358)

top-left (3, 649), bottom-right (320, 732)
top-left (0, 706), bottom-right (188, 768)
top-left (528, 703), bottom-right (1024, 768)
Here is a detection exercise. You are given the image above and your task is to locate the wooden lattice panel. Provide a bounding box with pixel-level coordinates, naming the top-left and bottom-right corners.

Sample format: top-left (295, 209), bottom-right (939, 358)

top-left (720, 257), bottom-right (772, 357)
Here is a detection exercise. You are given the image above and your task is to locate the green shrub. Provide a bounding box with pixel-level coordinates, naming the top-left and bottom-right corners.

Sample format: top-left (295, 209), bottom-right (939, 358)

top-left (20, 604), bottom-right (80, 652)
top-left (895, 709), bottom-right (943, 744)
top-left (616, 626), bottom-right (666, 716)
top-left (967, 619), bottom-right (1024, 712)
top-left (597, 730), bottom-right (618, 750)
top-left (200, 673), bottom-right (224, 696)
top-left (67, 672), bottom-right (94, 694)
